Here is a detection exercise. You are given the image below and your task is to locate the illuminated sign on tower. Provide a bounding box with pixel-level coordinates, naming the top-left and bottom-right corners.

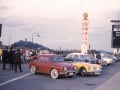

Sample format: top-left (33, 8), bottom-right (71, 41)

top-left (81, 12), bottom-right (89, 54)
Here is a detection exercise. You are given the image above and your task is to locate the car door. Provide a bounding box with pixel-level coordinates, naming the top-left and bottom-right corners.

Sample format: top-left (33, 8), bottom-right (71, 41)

top-left (37, 56), bottom-right (45, 73)
top-left (41, 56), bottom-right (51, 74)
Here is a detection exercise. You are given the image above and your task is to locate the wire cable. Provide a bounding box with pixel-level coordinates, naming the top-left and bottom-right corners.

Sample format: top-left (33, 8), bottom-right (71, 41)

top-left (71, 0), bottom-right (84, 21)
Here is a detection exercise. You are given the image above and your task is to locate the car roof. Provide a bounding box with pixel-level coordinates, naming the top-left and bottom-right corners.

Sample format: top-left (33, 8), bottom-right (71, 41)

top-left (68, 53), bottom-right (89, 55)
top-left (39, 54), bottom-right (60, 57)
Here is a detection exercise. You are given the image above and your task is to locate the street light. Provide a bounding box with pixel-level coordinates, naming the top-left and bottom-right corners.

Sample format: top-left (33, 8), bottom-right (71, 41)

top-left (9, 36), bottom-right (11, 47)
top-left (32, 33), bottom-right (40, 43)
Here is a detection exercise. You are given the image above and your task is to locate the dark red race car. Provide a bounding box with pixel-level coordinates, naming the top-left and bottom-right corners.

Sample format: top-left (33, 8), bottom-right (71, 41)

top-left (28, 54), bottom-right (77, 79)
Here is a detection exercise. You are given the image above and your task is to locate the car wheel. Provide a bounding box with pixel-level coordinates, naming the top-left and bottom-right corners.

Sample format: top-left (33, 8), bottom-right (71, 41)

top-left (104, 61), bottom-right (107, 66)
top-left (31, 66), bottom-right (37, 74)
top-left (51, 69), bottom-right (59, 79)
top-left (80, 67), bottom-right (87, 76)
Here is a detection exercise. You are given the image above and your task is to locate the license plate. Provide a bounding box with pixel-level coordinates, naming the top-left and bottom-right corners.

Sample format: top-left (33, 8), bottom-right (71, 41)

top-left (69, 72), bottom-right (73, 75)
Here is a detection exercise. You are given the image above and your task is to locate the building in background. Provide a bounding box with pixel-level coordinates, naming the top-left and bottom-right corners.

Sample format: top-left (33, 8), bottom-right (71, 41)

top-left (81, 12), bottom-right (89, 54)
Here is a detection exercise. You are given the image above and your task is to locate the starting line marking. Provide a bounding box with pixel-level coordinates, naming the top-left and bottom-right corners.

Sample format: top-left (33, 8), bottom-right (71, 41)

top-left (0, 73), bottom-right (31, 86)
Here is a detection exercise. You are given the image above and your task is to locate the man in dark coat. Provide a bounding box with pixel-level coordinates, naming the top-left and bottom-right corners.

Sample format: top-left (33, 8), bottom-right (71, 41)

top-left (12, 49), bottom-right (22, 73)
top-left (13, 48), bottom-right (17, 53)
top-left (96, 51), bottom-right (101, 59)
top-left (2, 46), bottom-right (8, 70)
top-left (91, 52), bottom-right (95, 57)
top-left (8, 47), bottom-right (15, 70)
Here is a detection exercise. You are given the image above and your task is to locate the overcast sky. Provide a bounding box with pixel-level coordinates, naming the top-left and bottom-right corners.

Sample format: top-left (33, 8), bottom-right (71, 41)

top-left (0, 0), bottom-right (120, 52)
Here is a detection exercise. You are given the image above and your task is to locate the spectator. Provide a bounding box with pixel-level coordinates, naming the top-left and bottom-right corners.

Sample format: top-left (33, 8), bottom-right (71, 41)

top-left (114, 53), bottom-right (117, 57)
top-left (8, 47), bottom-right (15, 70)
top-left (20, 53), bottom-right (24, 63)
top-left (96, 51), bottom-right (101, 59)
top-left (13, 48), bottom-right (17, 53)
top-left (12, 49), bottom-right (22, 73)
top-left (2, 46), bottom-right (8, 70)
top-left (91, 52), bottom-right (95, 57)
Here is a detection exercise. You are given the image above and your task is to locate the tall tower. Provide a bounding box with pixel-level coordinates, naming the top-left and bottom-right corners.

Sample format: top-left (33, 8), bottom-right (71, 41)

top-left (81, 12), bottom-right (89, 54)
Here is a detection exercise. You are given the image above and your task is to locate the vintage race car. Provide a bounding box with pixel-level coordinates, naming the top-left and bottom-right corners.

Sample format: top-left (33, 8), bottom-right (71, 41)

top-left (64, 58), bottom-right (102, 76)
top-left (79, 53), bottom-right (105, 65)
top-left (101, 55), bottom-right (114, 65)
top-left (28, 54), bottom-right (77, 79)
top-left (66, 53), bottom-right (105, 65)
top-left (101, 53), bottom-right (115, 65)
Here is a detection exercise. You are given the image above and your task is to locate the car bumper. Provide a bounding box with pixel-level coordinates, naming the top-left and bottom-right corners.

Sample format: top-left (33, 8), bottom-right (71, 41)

top-left (59, 70), bottom-right (78, 76)
top-left (88, 69), bottom-right (101, 75)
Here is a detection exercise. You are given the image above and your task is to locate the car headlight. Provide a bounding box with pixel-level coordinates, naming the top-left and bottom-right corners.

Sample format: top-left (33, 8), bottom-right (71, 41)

top-left (64, 67), bottom-right (67, 71)
top-left (74, 67), bottom-right (77, 70)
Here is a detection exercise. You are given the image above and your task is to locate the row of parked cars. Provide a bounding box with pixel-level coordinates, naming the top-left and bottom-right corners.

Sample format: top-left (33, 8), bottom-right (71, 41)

top-left (28, 53), bottom-right (118, 79)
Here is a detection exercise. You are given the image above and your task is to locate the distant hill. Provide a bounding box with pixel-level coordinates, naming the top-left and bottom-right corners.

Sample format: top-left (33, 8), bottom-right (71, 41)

top-left (11, 40), bottom-right (49, 50)
top-left (98, 50), bottom-right (107, 53)
top-left (98, 50), bottom-right (113, 54)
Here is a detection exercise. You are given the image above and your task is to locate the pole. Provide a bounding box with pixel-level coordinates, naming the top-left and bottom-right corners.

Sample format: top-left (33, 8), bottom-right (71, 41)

top-left (89, 44), bottom-right (90, 53)
top-left (32, 33), bottom-right (40, 43)
top-left (32, 33), bottom-right (33, 43)
top-left (118, 12), bottom-right (119, 20)
top-left (9, 36), bottom-right (11, 47)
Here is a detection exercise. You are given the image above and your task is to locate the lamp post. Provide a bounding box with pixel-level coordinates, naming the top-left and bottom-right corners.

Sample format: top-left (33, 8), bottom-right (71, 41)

top-left (32, 33), bottom-right (40, 43)
top-left (9, 36), bottom-right (11, 47)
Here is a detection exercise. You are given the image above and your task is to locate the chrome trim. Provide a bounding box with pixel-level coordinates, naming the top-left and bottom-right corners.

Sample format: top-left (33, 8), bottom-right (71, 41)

top-left (59, 70), bottom-right (78, 76)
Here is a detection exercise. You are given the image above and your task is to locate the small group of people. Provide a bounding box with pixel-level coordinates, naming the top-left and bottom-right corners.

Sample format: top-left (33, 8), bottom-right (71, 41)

top-left (91, 51), bottom-right (101, 59)
top-left (2, 46), bottom-right (23, 73)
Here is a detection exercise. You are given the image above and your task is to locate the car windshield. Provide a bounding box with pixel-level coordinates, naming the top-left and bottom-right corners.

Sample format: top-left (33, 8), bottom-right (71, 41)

top-left (101, 55), bottom-right (112, 58)
top-left (82, 54), bottom-right (94, 59)
top-left (74, 59), bottom-right (86, 62)
top-left (51, 56), bottom-right (65, 62)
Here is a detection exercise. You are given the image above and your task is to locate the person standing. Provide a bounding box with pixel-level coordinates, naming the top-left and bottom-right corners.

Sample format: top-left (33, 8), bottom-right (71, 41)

top-left (96, 51), bottom-right (101, 59)
top-left (13, 48), bottom-right (17, 53)
top-left (2, 46), bottom-right (8, 70)
top-left (114, 53), bottom-right (117, 57)
top-left (12, 49), bottom-right (22, 73)
top-left (8, 47), bottom-right (15, 70)
top-left (91, 52), bottom-right (95, 57)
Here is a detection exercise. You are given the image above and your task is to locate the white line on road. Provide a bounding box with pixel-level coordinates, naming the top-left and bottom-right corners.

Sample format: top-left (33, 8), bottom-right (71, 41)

top-left (0, 73), bottom-right (31, 86)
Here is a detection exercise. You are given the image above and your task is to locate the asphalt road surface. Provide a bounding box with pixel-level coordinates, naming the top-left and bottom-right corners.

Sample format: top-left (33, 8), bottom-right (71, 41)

top-left (0, 60), bottom-right (120, 90)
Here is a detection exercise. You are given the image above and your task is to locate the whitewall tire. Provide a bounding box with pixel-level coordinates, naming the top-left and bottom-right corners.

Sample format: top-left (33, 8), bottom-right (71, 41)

top-left (104, 61), bottom-right (107, 66)
top-left (31, 66), bottom-right (36, 74)
top-left (51, 69), bottom-right (59, 79)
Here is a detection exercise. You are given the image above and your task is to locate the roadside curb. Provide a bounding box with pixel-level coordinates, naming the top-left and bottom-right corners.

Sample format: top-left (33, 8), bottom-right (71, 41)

top-left (94, 70), bottom-right (120, 90)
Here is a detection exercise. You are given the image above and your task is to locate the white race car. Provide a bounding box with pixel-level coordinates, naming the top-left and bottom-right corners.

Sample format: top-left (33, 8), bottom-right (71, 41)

top-left (101, 55), bottom-right (114, 66)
